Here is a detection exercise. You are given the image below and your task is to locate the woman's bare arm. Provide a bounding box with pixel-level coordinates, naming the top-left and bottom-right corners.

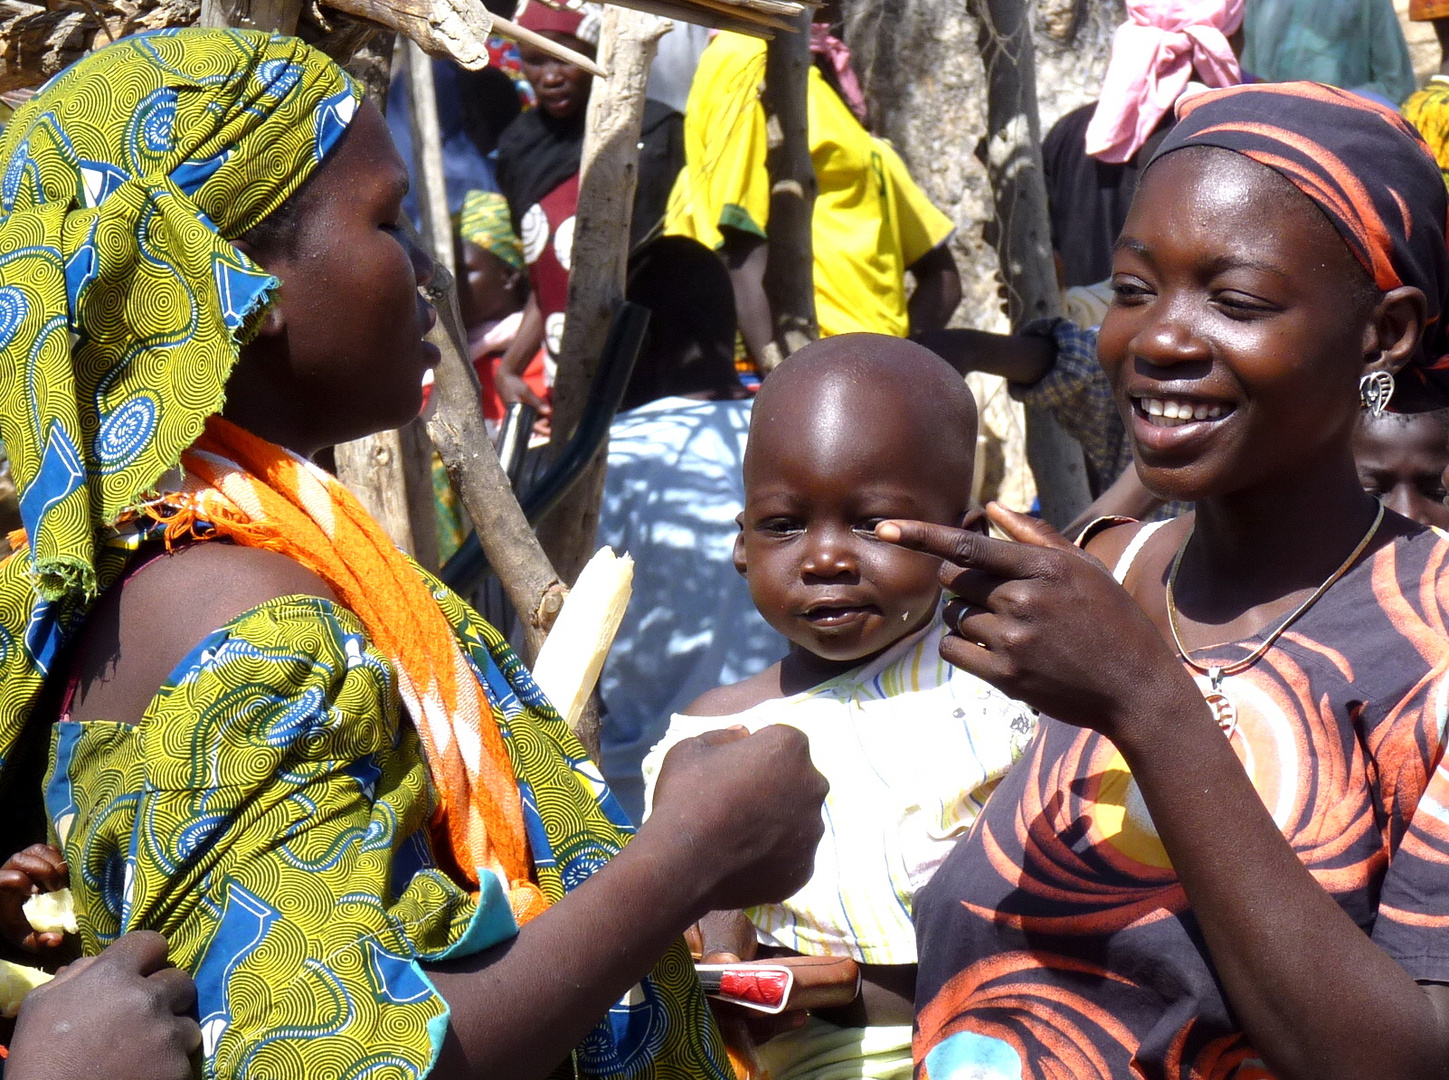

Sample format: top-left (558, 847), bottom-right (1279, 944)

top-left (428, 725), bottom-right (827, 1078)
top-left (881, 510), bottom-right (1449, 1080)
top-left (70, 545), bottom-right (830, 1080)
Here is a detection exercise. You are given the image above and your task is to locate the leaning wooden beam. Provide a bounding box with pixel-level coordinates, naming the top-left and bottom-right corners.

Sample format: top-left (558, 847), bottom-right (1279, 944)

top-left (758, 2), bottom-right (817, 371)
top-left (971, 0), bottom-right (1090, 528)
top-left (424, 259), bottom-right (566, 662)
top-left (537, 5), bottom-right (668, 581)
top-left (326, 0), bottom-right (606, 74)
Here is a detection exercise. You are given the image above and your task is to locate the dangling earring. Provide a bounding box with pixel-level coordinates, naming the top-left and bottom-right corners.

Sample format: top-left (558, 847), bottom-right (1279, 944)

top-left (1360, 370), bottom-right (1395, 417)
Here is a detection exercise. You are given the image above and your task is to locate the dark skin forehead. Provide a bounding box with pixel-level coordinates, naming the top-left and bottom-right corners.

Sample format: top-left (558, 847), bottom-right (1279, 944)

top-left (746, 334), bottom-right (978, 507)
top-left (1354, 411), bottom-right (1449, 473)
top-left (1131, 145), bottom-right (1379, 314)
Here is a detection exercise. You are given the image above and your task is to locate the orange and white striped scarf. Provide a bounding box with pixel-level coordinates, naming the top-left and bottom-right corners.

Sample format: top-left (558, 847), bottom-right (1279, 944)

top-left (161, 415), bottom-right (547, 922)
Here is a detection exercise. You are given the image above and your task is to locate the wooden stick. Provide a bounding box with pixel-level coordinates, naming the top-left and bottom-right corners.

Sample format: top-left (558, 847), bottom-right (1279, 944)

top-left (422, 255), bottom-right (566, 662)
top-left (971, 0), bottom-right (1090, 526)
top-left (534, 6), bottom-right (666, 757)
top-left (404, 36), bottom-right (454, 277)
top-left (489, 11), bottom-right (607, 76)
top-left (759, 2), bottom-right (817, 370)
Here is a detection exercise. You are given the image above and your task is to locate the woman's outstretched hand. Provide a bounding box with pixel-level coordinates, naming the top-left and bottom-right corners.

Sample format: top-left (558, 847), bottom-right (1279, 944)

top-left (877, 503), bottom-right (1197, 738)
top-left (650, 725), bottom-right (828, 912)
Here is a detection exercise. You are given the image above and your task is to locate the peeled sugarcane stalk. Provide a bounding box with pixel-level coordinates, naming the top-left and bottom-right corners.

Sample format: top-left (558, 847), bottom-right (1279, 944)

top-left (0, 958), bottom-right (52, 1018)
top-left (529, 546), bottom-right (633, 731)
top-left (23, 888), bottom-right (77, 935)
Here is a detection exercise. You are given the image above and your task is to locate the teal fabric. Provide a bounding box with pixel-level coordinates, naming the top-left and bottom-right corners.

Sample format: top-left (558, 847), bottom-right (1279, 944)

top-left (1242, 0), bottom-right (1417, 106)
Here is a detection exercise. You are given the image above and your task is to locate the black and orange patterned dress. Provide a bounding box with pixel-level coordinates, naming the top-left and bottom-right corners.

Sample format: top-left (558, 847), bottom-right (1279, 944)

top-left (914, 524), bottom-right (1449, 1080)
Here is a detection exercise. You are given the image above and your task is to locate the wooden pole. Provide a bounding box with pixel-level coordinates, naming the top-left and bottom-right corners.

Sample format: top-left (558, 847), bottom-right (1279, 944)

top-left (536, 5), bottom-right (669, 586)
top-left (404, 38), bottom-right (455, 277)
top-left (972, 0), bottom-right (1090, 527)
top-left (424, 256), bottom-right (567, 662)
top-left (201, 0), bottom-right (301, 33)
top-left (759, 8), bottom-right (816, 371)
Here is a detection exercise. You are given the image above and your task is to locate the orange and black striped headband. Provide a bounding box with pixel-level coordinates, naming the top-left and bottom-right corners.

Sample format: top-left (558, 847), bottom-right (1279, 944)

top-left (1150, 82), bottom-right (1449, 390)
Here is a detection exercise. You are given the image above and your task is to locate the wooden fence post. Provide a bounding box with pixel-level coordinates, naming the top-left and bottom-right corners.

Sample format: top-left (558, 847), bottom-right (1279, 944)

top-left (535, 5), bottom-right (668, 586)
top-left (758, 9), bottom-right (816, 371)
top-left (972, 0), bottom-right (1091, 527)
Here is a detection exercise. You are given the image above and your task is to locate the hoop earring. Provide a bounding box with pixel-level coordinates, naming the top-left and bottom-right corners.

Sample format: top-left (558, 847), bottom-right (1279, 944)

top-left (1360, 370), bottom-right (1395, 417)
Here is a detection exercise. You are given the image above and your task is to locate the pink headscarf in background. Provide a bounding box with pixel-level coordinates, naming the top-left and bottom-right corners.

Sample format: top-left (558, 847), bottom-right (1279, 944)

top-left (1084, 0), bottom-right (1244, 164)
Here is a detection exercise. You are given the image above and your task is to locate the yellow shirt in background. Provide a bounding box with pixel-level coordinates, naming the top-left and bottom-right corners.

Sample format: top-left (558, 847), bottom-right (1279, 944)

top-left (1403, 75), bottom-right (1449, 189)
top-left (664, 32), bottom-right (954, 339)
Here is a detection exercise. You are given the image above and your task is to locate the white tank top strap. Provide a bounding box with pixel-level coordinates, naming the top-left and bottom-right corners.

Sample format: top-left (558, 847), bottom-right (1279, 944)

top-left (1112, 519), bottom-right (1172, 584)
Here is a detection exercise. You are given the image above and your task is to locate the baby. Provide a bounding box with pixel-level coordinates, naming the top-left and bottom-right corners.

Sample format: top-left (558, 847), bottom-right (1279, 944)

top-left (642, 334), bottom-right (1035, 1080)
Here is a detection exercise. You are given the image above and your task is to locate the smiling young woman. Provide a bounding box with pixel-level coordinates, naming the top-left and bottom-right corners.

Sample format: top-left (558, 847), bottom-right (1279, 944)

top-left (882, 83), bottom-right (1449, 1080)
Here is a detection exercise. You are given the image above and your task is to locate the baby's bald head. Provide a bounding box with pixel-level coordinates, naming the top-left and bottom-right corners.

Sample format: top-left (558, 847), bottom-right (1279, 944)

top-left (745, 334), bottom-right (979, 509)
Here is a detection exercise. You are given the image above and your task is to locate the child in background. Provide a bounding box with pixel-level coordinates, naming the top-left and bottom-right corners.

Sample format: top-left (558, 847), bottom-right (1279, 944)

top-left (642, 335), bottom-right (1036, 1080)
top-left (454, 189), bottom-right (543, 431)
top-left (1354, 408), bottom-right (1449, 531)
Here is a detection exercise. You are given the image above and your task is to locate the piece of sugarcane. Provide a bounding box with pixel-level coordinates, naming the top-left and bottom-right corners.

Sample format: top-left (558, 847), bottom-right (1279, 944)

top-left (0, 958), bottom-right (53, 1018)
top-left (529, 546), bottom-right (634, 732)
top-left (23, 888), bottom-right (77, 935)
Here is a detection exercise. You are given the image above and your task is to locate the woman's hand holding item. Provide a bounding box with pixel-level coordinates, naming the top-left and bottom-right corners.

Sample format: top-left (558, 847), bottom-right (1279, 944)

top-left (427, 724), bottom-right (827, 1079)
top-left (877, 503), bottom-right (1207, 742)
top-left (5, 932), bottom-right (199, 1080)
top-left (0, 846), bottom-right (68, 954)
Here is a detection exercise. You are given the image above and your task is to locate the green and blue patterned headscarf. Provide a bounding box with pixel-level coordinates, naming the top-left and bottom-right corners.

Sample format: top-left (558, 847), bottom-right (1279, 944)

top-left (460, 187), bottom-right (525, 271)
top-left (0, 27), bottom-right (360, 602)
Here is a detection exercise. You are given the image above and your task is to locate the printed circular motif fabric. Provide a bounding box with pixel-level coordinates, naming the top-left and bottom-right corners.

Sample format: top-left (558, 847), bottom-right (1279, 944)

top-left (0, 27), bottom-right (359, 601)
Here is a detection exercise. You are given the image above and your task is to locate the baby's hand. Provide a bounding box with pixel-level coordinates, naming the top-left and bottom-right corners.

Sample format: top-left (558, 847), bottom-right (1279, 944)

top-left (0, 845), bottom-right (68, 952)
top-left (4, 931), bottom-right (200, 1080)
top-left (696, 909), bottom-right (758, 964)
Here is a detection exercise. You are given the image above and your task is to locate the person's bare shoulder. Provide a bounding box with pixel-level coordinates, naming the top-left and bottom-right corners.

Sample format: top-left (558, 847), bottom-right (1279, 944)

top-left (684, 662), bottom-right (785, 717)
top-left (71, 543), bottom-right (338, 725)
top-left (1082, 518), bottom-right (1148, 572)
top-left (1082, 513), bottom-right (1193, 593)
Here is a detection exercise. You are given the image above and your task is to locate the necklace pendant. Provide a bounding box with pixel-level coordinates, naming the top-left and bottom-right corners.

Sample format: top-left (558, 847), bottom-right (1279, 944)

top-left (1204, 691), bottom-right (1238, 739)
top-left (1203, 667), bottom-right (1237, 739)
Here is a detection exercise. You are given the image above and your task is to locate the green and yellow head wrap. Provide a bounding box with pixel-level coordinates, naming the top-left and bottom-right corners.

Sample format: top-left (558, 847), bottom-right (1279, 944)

top-left (459, 188), bottom-right (525, 271)
top-left (0, 27), bottom-right (360, 601)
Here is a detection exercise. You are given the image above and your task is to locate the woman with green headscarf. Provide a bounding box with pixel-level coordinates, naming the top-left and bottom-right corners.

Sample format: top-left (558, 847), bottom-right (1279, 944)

top-left (0, 27), bottom-right (826, 1079)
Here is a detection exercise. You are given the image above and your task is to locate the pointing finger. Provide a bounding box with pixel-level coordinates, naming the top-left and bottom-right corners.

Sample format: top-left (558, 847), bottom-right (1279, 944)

top-left (985, 502), bottom-right (1076, 552)
top-left (876, 519), bottom-right (1039, 579)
